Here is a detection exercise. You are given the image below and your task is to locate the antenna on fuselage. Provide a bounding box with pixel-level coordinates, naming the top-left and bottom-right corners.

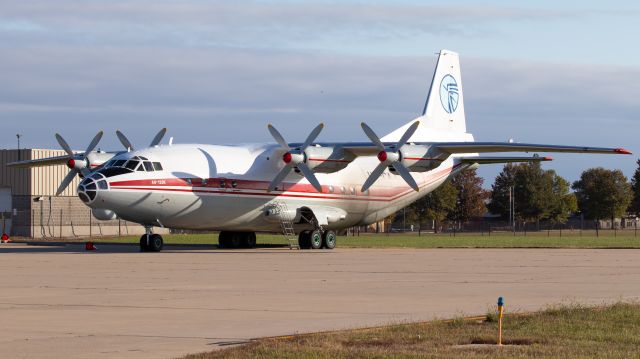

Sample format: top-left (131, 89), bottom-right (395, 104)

top-left (169, 137), bottom-right (173, 146)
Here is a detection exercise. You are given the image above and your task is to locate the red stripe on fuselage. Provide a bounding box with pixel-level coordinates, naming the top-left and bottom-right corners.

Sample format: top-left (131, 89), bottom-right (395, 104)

top-left (109, 164), bottom-right (464, 202)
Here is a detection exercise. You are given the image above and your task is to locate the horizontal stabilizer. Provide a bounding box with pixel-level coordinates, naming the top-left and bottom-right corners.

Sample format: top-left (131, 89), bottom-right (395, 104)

top-left (460, 156), bottom-right (552, 165)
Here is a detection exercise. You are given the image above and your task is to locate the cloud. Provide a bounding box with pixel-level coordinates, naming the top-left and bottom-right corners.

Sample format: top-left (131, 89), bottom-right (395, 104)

top-left (0, 1), bottom-right (576, 48)
top-left (0, 1), bottom-right (637, 183)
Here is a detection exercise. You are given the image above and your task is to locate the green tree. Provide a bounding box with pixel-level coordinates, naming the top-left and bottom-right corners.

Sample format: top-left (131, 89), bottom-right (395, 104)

top-left (449, 169), bottom-right (488, 223)
top-left (487, 164), bottom-right (517, 219)
top-left (547, 171), bottom-right (578, 225)
top-left (630, 159), bottom-right (640, 215)
top-left (409, 180), bottom-right (458, 232)
top-left (489, 163), bottom-right (577, 225)
top-left (512, 162), bottom-right (553, 222)
top-left (572, 168), bottom-right (632, 224)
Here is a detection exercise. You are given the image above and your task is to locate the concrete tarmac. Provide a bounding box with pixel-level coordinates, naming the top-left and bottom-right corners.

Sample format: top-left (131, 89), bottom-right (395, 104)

top-left (1, 243), bottom-right (639, 358)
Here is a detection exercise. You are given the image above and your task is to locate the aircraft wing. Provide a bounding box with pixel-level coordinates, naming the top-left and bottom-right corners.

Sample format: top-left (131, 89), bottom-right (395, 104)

top-left (330, 142), bottom-right (631, 156)
top-left (434, 142), bottom-right (631, 155)
top-left (7, 155), bottom-right (70, 168)
top-left (459, 155), bottom-right (553, 164)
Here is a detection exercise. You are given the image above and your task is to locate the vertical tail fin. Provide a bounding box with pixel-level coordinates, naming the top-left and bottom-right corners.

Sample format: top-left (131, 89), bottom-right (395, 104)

top-left (382, 50), bottom-right (467, 142)
top-left (421, 49), bottom-right (466, 132)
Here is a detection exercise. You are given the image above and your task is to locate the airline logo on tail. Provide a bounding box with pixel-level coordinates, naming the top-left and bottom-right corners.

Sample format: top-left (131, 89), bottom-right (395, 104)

top-left (439, 74), bottom-right (459, 113)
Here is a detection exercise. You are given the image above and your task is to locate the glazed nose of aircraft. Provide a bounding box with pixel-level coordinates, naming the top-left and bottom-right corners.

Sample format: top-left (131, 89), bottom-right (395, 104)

top-left (78, 173), bottom-right (109, 205)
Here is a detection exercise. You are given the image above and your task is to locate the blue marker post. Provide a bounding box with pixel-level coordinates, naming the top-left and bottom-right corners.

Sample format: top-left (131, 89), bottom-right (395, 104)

top-left (497, 296), bottom-right (504, 346)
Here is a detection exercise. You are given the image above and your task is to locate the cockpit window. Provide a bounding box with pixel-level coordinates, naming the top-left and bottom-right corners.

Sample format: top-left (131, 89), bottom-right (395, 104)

top-left (125, 160), bottom-right (139, 170)
top-left (98, 167), bottom-right (133, 177)
top-left (103, 156), bottom-right (163, 173)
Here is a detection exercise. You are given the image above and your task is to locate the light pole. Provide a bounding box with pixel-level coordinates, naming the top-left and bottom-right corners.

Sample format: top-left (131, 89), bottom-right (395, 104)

top-left (16, 134), bottom-right (22, 160)
top-left (509, 186), bottom-right (515, 233)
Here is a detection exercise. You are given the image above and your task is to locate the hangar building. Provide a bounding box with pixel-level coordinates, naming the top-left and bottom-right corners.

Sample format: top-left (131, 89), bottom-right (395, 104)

top-left (0, 148), bottom-right (149, 238)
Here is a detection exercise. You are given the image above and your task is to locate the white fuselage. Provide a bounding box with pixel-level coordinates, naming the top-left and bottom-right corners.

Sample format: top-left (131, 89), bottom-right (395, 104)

top-left (80, 133), bottom-right (474, 232)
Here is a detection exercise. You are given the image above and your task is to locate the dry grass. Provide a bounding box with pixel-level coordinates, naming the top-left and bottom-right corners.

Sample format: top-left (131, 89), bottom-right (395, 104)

top-left (180, 302), bottom-right (640, 359)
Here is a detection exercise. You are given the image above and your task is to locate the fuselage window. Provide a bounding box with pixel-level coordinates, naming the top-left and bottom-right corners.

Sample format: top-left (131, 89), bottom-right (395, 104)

top-left (136, 163), bottom-right (145, 171)
top-left (97, 180), bottom-right (108, 190)
top-left (231, 180), bottom-right (238, 188)
top-left (328, 185), bottom-right (334, 193)
top-left (220, 180), bottom-right (226, 188)
top-left (152, 162), bottom-right (163, 171)
top-left (350, 187), bottom-right (356, 195)
top-left (125, 160), bottom-right (139, 170)
top-left (113, 160), bottom-right (127, 167)
top-left (143, 161), bottom-right (153, 171)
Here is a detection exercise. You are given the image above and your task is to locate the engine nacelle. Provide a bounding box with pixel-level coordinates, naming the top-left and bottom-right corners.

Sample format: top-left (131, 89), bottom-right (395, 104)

top-left (303, 146), bottom-right (355, 174)
top-left (92, 208), bottom-right (118, 221)
top-left (85, 151), bottom-right (113, 170)
top-left (400, 145), bottom-right (449, 172)
top-left (66, 158), bottom-right (88, 171)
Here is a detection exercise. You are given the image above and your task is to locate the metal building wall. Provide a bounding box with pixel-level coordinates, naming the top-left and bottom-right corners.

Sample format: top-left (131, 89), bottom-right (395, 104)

top-left (0, 149), bottom-right (31, 195)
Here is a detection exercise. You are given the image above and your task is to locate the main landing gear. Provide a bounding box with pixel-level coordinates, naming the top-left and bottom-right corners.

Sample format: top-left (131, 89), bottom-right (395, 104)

top-left (218, 231), bottom-right (257, 249)
top-left (298, 230), bottom-right (336, 250)
top-left (140, 227), bottom-right (164, 252)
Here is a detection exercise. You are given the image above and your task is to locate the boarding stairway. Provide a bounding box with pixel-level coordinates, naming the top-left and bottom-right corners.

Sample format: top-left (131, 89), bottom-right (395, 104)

top-left (273, 201), bottom-right (299, 249)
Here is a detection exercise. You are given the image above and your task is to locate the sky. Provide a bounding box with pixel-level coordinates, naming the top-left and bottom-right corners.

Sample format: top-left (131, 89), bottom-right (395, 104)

top-left (1, 0), bottom-right (638, 187)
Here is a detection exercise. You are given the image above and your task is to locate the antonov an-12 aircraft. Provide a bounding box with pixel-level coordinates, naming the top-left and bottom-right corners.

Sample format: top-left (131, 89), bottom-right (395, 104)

top-left (10, 50), bottom-right (631, 251)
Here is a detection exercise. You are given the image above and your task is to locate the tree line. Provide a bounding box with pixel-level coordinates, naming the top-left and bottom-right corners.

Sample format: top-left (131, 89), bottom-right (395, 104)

top-left (400, 160), bottom-right (640, 232)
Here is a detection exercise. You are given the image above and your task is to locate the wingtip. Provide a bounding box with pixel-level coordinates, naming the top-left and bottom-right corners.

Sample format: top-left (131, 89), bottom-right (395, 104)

top-left (543, 156), bottom-right (553, 161)
top-left (614, 148), bottom-right (632, 155)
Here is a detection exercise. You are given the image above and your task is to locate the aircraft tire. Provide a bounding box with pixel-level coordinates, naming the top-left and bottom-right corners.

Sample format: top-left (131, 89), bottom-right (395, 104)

top-left (139, 235), bottom-right (150, 252)
top-left (322, 230), bottom-right (336, 249)
top-left (298, 231), bottom-right (311, 249)
top-left (310, 230), bottom-right (323, 249)
top-left (241, 232), bottom-right (257, 248)
top-left (148, 234), bottom-right (163, 252)
top-left (228, 232), bottom-right (242, 248)
top-left (218, 232), bottom-right (230, 248)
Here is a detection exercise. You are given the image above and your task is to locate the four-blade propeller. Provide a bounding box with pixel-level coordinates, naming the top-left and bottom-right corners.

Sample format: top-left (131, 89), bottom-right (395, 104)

top-left (116, 128), bottom-right (167, 151)
top-left (54, 131), bottom-right (104, 195)
top-left (267, 123), bottom-right (324, 192)
top-left (360, 121), bottom-right (421, 193)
